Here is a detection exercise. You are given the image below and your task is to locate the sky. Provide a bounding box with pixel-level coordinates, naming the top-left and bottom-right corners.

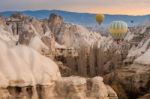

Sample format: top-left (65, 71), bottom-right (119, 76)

top-left (0, 0), bottom-right (150, 15)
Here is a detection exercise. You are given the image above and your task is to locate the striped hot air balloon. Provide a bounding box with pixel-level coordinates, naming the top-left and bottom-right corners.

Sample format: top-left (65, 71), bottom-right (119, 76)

top-left (109, 21), bottom-right (128, 41)
top-left (96, 14), bottom-right (105, 25)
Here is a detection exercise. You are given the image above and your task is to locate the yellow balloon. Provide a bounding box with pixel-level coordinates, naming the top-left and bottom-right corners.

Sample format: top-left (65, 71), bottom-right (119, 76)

top-left (109, 21), bottom-right (128, 40)
top-left (96, 14), bottom-right (105, 24)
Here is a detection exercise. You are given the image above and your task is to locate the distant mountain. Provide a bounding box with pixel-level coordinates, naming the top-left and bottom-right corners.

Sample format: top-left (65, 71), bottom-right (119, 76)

top-left (1, 10), bottom-right (150, 27)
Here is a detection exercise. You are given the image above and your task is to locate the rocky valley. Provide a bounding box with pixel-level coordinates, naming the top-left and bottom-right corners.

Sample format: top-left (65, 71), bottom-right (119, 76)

top-left (0, 13), bottom-right (150, 99)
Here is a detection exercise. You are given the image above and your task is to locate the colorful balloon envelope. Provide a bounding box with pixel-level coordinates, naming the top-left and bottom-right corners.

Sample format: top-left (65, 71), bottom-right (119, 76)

top-left (96, 14), bottom-right (105, 25)
top-left (109, 21), bottom-right (128, 40)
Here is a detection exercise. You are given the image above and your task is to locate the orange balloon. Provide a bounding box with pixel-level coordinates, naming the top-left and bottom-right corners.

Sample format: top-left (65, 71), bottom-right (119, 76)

top-left (96, 14), bottom-right (105, 24)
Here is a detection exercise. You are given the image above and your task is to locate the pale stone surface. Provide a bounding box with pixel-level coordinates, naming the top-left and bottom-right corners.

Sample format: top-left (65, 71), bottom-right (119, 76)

top-left (0, 13), bottom-right (119, 99)
top-left (29, 36), bottom-right (49, 54)
top-left (0, 76), bottom-right (118, 99)
top-left (48, 13), bottom-right (101, 49)
top-left (0, 39), bottom-right (118, 99)
top-left (0, 40), bottom-right (61, 87)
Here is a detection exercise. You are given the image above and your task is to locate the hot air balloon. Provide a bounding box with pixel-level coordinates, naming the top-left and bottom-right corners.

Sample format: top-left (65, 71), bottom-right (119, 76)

top-left (109, 21), bottom-right (128, 42)
top-left (96, 14), bottom-right (105, 25)
top-left (130, 20), bottom-right (134, 23)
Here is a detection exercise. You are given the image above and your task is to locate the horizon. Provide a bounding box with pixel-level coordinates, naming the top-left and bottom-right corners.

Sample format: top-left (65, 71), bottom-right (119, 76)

top-left (1, 9), bottom-right (150, 16)
top-left (0, 0), bottom-right (150, 16)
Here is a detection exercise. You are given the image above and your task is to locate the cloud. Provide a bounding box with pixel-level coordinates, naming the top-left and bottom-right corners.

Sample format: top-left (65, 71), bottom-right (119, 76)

top-left (0, 0), bottom-right (150, 15)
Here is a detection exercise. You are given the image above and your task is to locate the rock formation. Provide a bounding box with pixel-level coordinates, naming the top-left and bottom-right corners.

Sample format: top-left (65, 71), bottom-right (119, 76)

top-left (5, 12), bottom-right (150, 99)
top-left (0, 13), bottom-right (120, 99)
top-left (104, 24), bottom-right (150, 99)
top-left (18, 23), bottom-right (35, 45)
top-left (47, 13), bottom-right (101, 48)
top-left (0, 39), bottom-right (118, 99)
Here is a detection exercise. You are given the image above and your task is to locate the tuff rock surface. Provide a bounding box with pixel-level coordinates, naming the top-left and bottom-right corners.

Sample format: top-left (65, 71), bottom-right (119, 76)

top-left (0, 13), bottom-right (118, 99)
